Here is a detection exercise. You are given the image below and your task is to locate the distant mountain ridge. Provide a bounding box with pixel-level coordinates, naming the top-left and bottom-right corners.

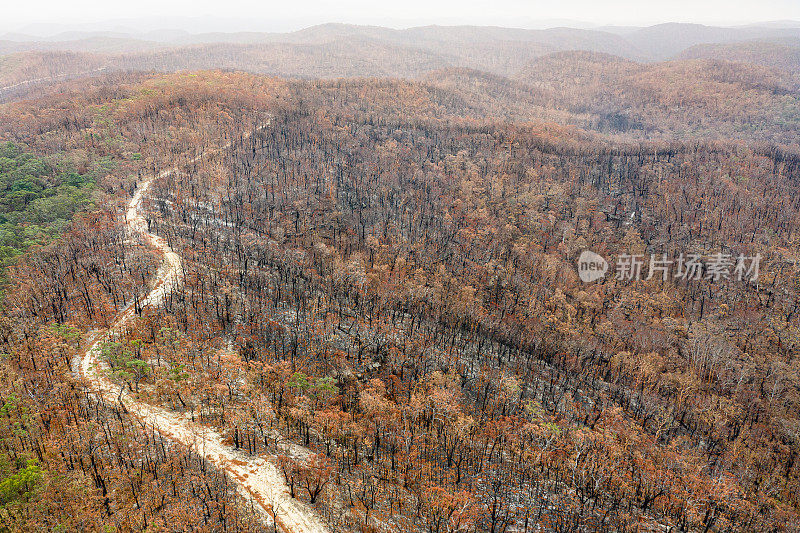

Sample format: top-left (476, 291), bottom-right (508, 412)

top-left (2, 21), bottom-right (800, 61)
top-left (2, 20), bottom-right (800, 136)
top-left (679, 39), bottom-right (800, 74)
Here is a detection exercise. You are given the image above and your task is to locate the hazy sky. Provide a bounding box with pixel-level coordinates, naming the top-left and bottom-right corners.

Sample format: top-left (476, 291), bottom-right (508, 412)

top-left (3, 0), bottom-right (799, 34)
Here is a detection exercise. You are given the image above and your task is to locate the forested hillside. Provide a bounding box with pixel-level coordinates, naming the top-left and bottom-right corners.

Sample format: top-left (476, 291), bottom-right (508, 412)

top-left (1, 17), bottom-right (800, 533)
top-left (139, 79), bottom-right (800, 531)
top-left (0, 67), bottom-right (798, 531)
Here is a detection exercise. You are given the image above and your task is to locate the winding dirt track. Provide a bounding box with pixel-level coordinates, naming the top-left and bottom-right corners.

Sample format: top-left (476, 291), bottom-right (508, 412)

top-left (0, 67), bottom-right (108, 97)
top-left (72, 137), bottom-right (330, 533)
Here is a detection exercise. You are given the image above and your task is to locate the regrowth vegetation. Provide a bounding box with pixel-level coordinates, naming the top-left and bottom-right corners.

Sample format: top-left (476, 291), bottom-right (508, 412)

top-left (0, 142), bottom-right (93, 274)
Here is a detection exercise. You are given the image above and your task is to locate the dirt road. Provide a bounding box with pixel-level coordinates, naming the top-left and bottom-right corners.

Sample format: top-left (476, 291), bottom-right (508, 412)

top-left (73, 133), bottom-right (330, 533)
